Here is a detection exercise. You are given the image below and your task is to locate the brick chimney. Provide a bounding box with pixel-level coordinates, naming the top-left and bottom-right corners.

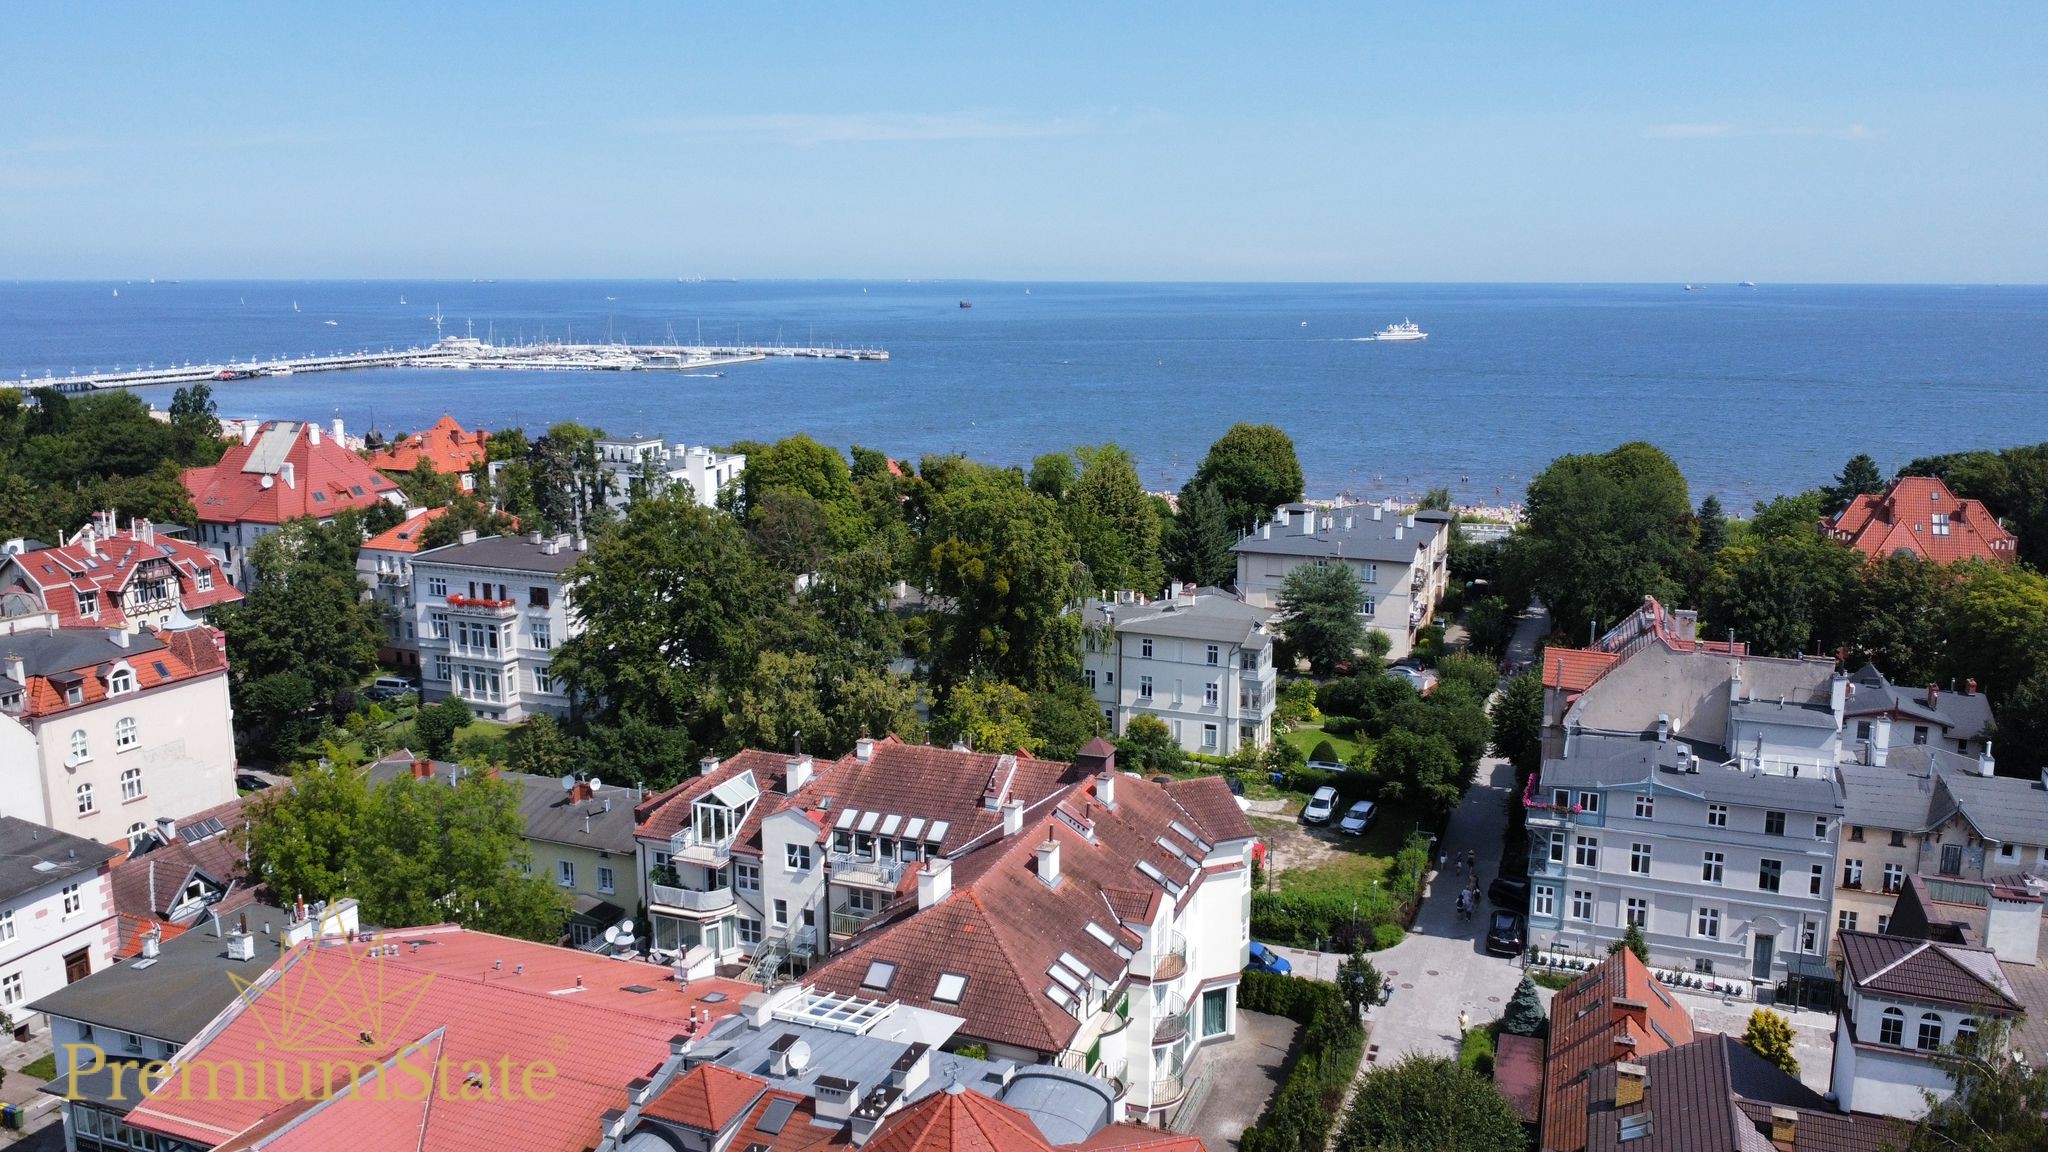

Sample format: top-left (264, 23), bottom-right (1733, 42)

top-left (411, 758), bottom-right (433, 779)
top-left (1614, 1062), bottom-right (1647, 1108)
top-left (1769, 1107), bottom-right (1798, 1148)
top-left (1927, 683), bottom-right (1940, 711)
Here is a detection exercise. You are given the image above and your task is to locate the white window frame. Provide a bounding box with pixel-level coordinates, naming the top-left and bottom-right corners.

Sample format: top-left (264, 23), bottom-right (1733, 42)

top-left (115, 716), bottom-right (139, 750)
top-left (1702, 851), bottom-right (1725, 884)
top-left (1629, 843), bottom-right (1651, 875)
top-left (120, 766), bottom-right (143, 802)
top-left (785, 844), bottom-right (811, 872)
top-left (1202, 723), bottom-right (1218, 750)
top-left (772, 899), bottom-right (789, 927)
top-left (1707, 804), bottom-right (1727, 828)
top-left (1625, 898), bottom-right (1648, 929)
top-left (1204, 681), bottom-right (1219, 707)
top-left (427, 576), bottom-right (448, 598)
top-left (62, 883), bottom-right (82, 916)
top-left (1570, 889), bottom-right (1594, 921)
top-left (557, 860), bottom-right (575, 888)
top-left (597, 866), bottom-right (615, 894)
top-left (1205, 644), bottom-right (1219, 666)
top-left (70, 729), bottom-right (89, 763)
top-left (736, 862), bottom-right (760, 892)
top-left (1573, 836), bottom-right (1599, 868)
top-left (1139, 675), bottom-right (1154, 701)
top-left (76, 782), bottom-right (95, 815)
top-left (1532, 885), bottom-right (1556, 917)
top-left (1634, 793), bottom-right (1654, 819)
top-left (1140, 638), bottom-right (1153, 659)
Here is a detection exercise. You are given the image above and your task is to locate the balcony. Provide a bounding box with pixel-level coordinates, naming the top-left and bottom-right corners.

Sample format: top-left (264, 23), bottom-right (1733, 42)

top-left (377, 570), bottom-right (410, 587)
top-left (829, 904), bottom-right (885, 936)
top-left (1152, 992), bottom-right (1190, 1044)
top-left (669, 827), bottom-right (735, 867)
top-left (650, 881), bottom-right (734, 915)
top-left (1141, 931), bottom-right (1187, 981)
top-left (446, 594), bottom-right (518, 618)
top-left (831, 852), bottom-right (908, 890)
top-left (1146, 1072), bottom-right (1188, 1106)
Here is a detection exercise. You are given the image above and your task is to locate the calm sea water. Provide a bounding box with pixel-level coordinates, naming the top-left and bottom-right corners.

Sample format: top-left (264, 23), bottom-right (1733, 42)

top-left (3, 280), bottom-right (2044, 508)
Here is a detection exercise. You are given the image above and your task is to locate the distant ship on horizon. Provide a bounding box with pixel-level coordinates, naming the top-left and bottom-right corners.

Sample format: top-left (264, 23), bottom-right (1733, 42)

top-left (1373, 320), bottom-right (1426, 342)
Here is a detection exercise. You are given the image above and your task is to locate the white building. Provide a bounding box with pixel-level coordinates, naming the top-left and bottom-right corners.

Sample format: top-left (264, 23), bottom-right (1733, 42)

top-left (596, 437), bottom-right (746, 514)
top-left (180, 420), bottom-right (405, 587)
top-left (409, 531), bottom-right (583, 722)
top-left (0, 621), bottom-right (239, 846)
top-left (1083, 584), bottom-right (1276, 756)
top-left (1831, 925), bottom-right (2027, 1118)
top-left (354, 505), bottom-right (450, 673)
top-left (1231, 503), bottom-right (1450, 660)
top-left (0, 816), bottom-right (118, 1027)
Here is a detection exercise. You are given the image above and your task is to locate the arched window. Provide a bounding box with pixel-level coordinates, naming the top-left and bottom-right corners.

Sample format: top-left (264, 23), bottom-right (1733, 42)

top-left (1918, 1012), bottom-right (1945, 1051)
top-left (69, 729), bottom-right (88, 761)
top-left (76, 783), bottom-right (95, 815)
top-left (126, 822), bottom-right (149, 848)
top-left (1879, 1007), bottom-right (1905, 1046)
top-left (115, 717), bottom-right (138, 749)
top-left (108, 668), bottom-right (135, 695)
top-left (1956, 1018), bottom-right (1979, 1052)
top-left (120, 766), bottom-right (143, 801)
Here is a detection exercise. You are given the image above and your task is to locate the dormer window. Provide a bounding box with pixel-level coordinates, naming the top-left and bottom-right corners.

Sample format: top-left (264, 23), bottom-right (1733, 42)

top-left (108, 667), bottom-right (136, 696)
top-left (196, 570), bottom-right (213, 592)
top-left (78, 592), bottom-right (98, 618)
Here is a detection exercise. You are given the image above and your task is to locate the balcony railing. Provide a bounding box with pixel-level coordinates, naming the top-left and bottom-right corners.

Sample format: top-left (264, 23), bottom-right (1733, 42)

top-left (830, 906), bottom-right (883, 936)
top-left (446, 594), bottom-right (518, 618)
top-left (1142, 931), bottom-right (1187, 981)
top-left (650, 882), bottom-right (734, 913)
top-left (377, 571), bottom-right (410, 586)
top-left (1152, 992), bottom-right (1190, 1044)
top-left (669, 827), bottom-right (736, 865)
top-left (831, 852), bottom-right (908, 889)
top-left (1146, 1072), bottom-right (1188, 1105)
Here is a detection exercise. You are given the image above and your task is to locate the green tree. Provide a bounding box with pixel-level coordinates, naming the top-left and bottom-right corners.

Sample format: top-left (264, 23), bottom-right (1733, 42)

top-left (1741, 1008), bottom-right (1800, 1078)
top-left (393, 459), bottom-right (458, 508)
top-left (418, 494), bottom-right (519, 549)
top-left (1501, 976), bottom-right (1547, 1037)
top-left (1276, 563), bottom-right (1366, 676)
top-left (1337, 951), bottom-right (1383, 1020)
top-left (1028, 451), bottom-right (1077, 501)
top-left (1825, 453), bottom-right (1886, 516)
top-left (1520, 442), bottom-right (1695, 642)
top-left (551, 494), bottom-right (774, 747)
top-left (504, 714), bottom-right (576, 777)
top-left (1162, 481), bottom-right (1238, 588)
top-left (1115, 714), bottom-right (1184, 773)
top-left (1900, 1019), bottom-right (2048, 1152)
top-left (1434, 652), bottom-right (1500, 701)
top-left (528, 422), bottom-right (611, 535)
top-left (1700, 531), bottom-right (1859, 658)
top-left (1189, 423), bottom-right (1305, 533)
top-left (1943, 561), bottom-right (2048, 706)
top-left (1310, 739), bottom-right (1340, 765)
top-left (243, 754), bottom-right (373, 906)
top-left (412, 696), bottom-right (472, 760)
top-left (1067, 444), bottom-right (1165, 595)
top-left (1463, 596), bottom-right (1514, 661)
top-left (1027, 681), bottom-right (1108, 761)
top-left (1610, 922), bottom-right (1650, 964)
top-left (1696, 494), bottom-right (1729, 557)
top-left (1367, 728), bottom-right (1468, 821)
top-left (1336, 1055), bottom-right (1526, 1152)
top-left (1490, 669), bottom-right (1545, 778)
top-left (1992, 668), bottom-right (2048, 786)
top-left (1843, 554), bottom-right (1957, 685)
top-left (932, 677), bottom-right (1036, 753)
top-left (723, 650), bottom-right (833, 757)
top-left (919, 462), bottom-right (1082, 691)
top-left (167, 383), bottom-right (225, 465)
top-left (1418, 486), bottom-right (1454, 512)
top-left (1747, 490), bottom-right (1828, 541)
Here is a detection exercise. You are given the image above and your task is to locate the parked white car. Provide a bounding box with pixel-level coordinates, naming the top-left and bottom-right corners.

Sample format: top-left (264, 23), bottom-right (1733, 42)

top-left (1302, 786), bottom-right (1339, 824)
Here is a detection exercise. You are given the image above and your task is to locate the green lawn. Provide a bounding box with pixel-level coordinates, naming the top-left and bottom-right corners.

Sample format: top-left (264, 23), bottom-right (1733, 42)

top-left (1281, 724), bottom-right (1365, 765)
top-left (18, 1052), bottom-right (56, 1081)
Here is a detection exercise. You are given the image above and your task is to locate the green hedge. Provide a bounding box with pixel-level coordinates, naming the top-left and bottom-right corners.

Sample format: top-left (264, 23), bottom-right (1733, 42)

top-left (1252, 889), bottom-right (1402, 954)
top-left (1238, 971), bottom-right (1366, 1152)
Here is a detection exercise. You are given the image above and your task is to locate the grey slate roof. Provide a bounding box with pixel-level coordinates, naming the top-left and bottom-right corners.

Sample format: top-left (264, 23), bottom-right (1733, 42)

top-left (1843, 746), bottom-right (2048, 847)
top-left (1094, 591), bottom-right (1275, 648)
top-left (1229, 505), bottom-right (1442, 563)
top-left (0, 817), bottom-right (117, 903)
top-left (26, 903), bottom-right (299, 1043)
top-left (1843, 663), bottom-right (1996, 740)
top-left (412, 534), bottom-right (582, 574)
top-left (1541, 734), bottom-right (1840, 811)
top-left (1837, 762), bottom-right (1939, 830)
top-left (1730, 698), bottom-right (1839, 730)
top-left (688, 1009), bottom-right (1013, 1106)
top-left (3, 627), bottom-right (169, 677)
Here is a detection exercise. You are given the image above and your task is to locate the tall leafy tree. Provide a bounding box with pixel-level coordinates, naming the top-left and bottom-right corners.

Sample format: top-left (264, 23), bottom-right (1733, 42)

top-left (167, 383), bottom-right (225, 466)
top-left (919, 462), bottom-right (1082, 690)
top-left (1066, 444), bottom-right (1165, 595)
top-left (1696, 494), bottom-right (1729, 556)
top-left (1901, 1019), bottom-right (2048, 1152)
top-left (394, 459), bottom-right (458, 509)
top-left (1490, 669), bottom-right (1545, 779)
top-left (1700, 532), bottom-right (1859, 658)
top-left (1027, 681), bottom-right (1108, 761)
top-left (931, 677), bottom-right (1037, 753)
top-left (1276, 563), bottom-right (1366, 676)
top-left (1366, 728), bottom-right (1468, 822)
top-left (1163, 481), bottom-right (1237, 588)
top-left (1337, 1055), bottom-right (1526, 1152)
top-left (1188, 422), bottom-right (1305, 533)
top-left (1521, 441), bottom-right (1695, 642)
top-left (1942, 561), bottom-right (2048, 706)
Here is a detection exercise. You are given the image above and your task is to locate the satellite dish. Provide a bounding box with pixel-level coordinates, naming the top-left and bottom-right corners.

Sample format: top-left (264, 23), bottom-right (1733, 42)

top-left (620, 919), bottom-right (634, 936)
top-left (786, 1040), bottom-right (812, 1073)
top-left (560, 775), bottom-right (575, 792)
top-left (603, 925), bottom-right (620, 944)
top-left (589, 777), bottom-right (603, 793)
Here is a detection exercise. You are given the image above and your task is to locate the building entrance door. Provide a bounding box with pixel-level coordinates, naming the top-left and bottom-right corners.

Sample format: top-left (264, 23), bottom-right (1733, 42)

top-left (1751, 934), bottom-right (1775, 981)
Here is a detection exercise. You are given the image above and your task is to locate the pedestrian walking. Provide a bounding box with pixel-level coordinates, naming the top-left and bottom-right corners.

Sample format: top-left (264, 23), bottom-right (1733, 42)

top-left (1438, 851), bottom-right (1447, 872)
top-left (1458, 1008), bottom-right (1472, 1034)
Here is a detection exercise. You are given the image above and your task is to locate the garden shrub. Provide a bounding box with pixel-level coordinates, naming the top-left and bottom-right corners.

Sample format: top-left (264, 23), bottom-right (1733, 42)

top-left (1238, 972), bottom-right (1365, 1152)
top-left (1310, 738), bottom-right (1340, 764)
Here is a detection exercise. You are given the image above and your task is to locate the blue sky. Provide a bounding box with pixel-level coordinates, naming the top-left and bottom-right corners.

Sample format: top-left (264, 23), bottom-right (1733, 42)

top-left (4, 3), bottom-right (2043, 281)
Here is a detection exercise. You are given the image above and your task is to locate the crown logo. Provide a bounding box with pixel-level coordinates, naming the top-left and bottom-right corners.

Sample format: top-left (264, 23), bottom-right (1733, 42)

top-left (226, 910), bottom-right (435, 1054)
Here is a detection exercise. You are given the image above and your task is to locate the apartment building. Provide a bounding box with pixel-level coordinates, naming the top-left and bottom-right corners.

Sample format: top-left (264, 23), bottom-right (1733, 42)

top-left (0, 623), bottom-right (238, 845)
top-left (0, 817), bottom-right (118, 1027)
top-left (1531, 644), bottom-right (1849, 985)
top-left (180, 419), bottom-right (404, 586)
top-left (1082, 584), bottom-right (1276, 755)
top-left (1841, 663), bottom-right (1995, 757)
top-left (1833, 743), bottom-right (2048, 941)
top-left (595, 436), bottom-right (746, 513)
top-left (0, 514), bottom-right (241, 632)
top-left (354, 505), bottom-right (449, 671)
top-left (1231, 502), bottom-right (1450, 660)
top-left (409, 530), bottom-right (583, 721)
top-left (365, 413), bottom-right (487, 490)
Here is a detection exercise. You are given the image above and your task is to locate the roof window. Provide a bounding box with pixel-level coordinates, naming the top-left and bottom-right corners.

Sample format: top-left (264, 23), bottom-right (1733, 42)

top-left (933, 973), bottom-right (967, 1003)
top-left (861, 961), bottom-right (897, 992)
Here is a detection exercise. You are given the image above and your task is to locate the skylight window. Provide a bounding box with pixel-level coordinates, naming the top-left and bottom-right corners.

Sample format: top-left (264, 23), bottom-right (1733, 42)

top-left (1619, 1115), bottom-right (1652, 1142)
top-left (861, 961), bottom-right (898, 992)
top-left (933, 973), bottom-right (967, 1003)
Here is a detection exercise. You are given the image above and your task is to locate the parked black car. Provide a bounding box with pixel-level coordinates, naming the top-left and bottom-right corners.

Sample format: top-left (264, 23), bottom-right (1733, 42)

top-left (1487, 877), bottom-right (1529, 910)
top-left (1485, 910), bottom-right (1528, 957)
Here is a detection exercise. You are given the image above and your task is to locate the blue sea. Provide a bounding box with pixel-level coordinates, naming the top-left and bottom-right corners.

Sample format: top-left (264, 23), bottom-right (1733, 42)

top-left (3, 280), bottom-right (2044, 508)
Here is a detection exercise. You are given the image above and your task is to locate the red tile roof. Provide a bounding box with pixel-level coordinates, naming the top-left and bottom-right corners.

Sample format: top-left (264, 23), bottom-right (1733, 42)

top-left (361, 506), bottom-right (452, 554)
top-left (182, 420), bottom-right (401, 526)
top-left (1837, 930), bottom-right (2021, 1012)
top-left (865, 1086), bottom-right (1071, 1152)
top-left (1493, 1032), bottom-right (1545, 1125)
top-left (109, 789), bottom-right (271, 933)
top-left (1539, 949), bottom-right (1694, 1152)
top-left (126, 928), bottom-right (757, 1152)
top-left (10, 625), bottom-right (227, 720)
top-left (641, 1062), bottom-right (769, 1133)
top-left (1542, 648), bottom-right (1621, 694)
top-left (0, 518), bottom-right (240, 628)
top-left (801, 739), bottom-right (1072, 856)
top-left (1828, 476), bottom-right (2016, 564)
top-left (635, 749), bottom-right (814, 854)
top-left (368, 415), bottom-right (489, 479)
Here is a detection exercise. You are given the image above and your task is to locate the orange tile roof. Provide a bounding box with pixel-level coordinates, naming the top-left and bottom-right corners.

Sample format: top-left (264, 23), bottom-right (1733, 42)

top-left (641, 1062), bottom-right (769, 1133)
top-left (368, 415), bottom-right (488, 478)
top-left (0, 519), bottom-right (241, 627)
top-left (125, 927), bottom-right (757, 1152)
top-left (1539, 949), bottom-right (1694, 1152)
top-left (183, 421), bottom-right (401, 526)
top-left (1828, 476), bottom-right (2016, 564)
top-left (1541, 647), bottom-right (1621, 694)
top-left (12, 625), bottom-right (227, 720)
top-left (863, 1087), bottom-right (1060, 1152)
top-left (362, 506), bottom-right (452, 554)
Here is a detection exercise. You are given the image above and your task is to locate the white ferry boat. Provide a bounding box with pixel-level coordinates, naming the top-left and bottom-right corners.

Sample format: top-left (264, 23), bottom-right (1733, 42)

top-left (1373, 320), bottom-right (1427, 342)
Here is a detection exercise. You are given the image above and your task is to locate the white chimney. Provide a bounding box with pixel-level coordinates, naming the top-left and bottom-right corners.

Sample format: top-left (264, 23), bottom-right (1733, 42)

top-left (1656, 714), bottom-right (1670, 742)
top-left (332, 417), bottom-right (345, 444)
top-left (699, 755), bottom-right (721, 777)
top-left (1870, 716), bottom-right (1891, 767)
top-left (1977, 742), bottom-right (1996, 778)
top-left (1036, 838), bottom-right (1061, 886)
top-left (308, 423), bottom-right (321, 446)
top-left (4, 653), bottom-right (22, 685)
top-left (226, 930), bottom-right (256, 962)
top-left (1394, 525), bottom-right (1403, 541)
top-left (141, 929), bottom-right (161, 959)
top-left (458, 529), bottom-right (478, 545)
top-left (917, 858), bottom-right (953, 909)
top-left (1405, 513), bottom-right (1415, 529)
top-left (241, 423), bottom-right (259, 445)
top-left (107, 628), bottom-right (129, 649)
top-left (1097, 770), bottom-right (1115, 809)
top-left (278, 461), bottom-right (295, 489)
top-left (1372, 505), bottom-right (1383, 521)
top-left (854, 737), bottom-right (875, 763)
top-left (1729, 661), bottom-right (1744, 704)
top-left (785, 755), bottom-right (813, 792)
top-left (1001, 799), bottom-right (1023, 838)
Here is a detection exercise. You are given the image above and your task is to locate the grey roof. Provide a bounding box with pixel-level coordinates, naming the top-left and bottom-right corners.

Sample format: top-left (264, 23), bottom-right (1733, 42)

top-left (1844, 664), bottom-right (1996, 740)
top-left (1838, 762), bottom-right (1939, 829)
top-left (27, 904), bottom-right (298, 1043)
top-left (1849, 746), bottom-right (2048, 847)
top-left (690, 1010), bottom-right (1014, 1107)
top-left (365, 757), bottom-right (641, 852)
top-left (997, 1066), bottom-right (1116, 1145)
top-left (3, 627), bottom-right (169, 677)
top-left (0, 817), bottom-right (117, 903)
top-left (1541, 734), bottom-right (1840, 811)
top-left (411, 533), bottom-right (582, 574)
top-left (1093, 592), bottom-right (1274, 648)
top-left (1230, 506), bottom-right (1442, 563)
top-left (1730, 698), bottom-right (1840, 730)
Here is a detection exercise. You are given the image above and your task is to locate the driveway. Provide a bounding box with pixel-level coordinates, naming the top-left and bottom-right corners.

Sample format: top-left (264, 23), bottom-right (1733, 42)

top-left (1189, 1010), bottom-right (1300, 1151)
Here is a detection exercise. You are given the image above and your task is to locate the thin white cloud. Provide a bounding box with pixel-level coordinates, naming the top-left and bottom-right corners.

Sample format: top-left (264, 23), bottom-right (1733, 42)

top-left (1642, 123), bottom-right (1734, 139)
top-left (629, 112), bottom-right (1090, 146)
top-left (1833, 123), bottom-right (1874, 141)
